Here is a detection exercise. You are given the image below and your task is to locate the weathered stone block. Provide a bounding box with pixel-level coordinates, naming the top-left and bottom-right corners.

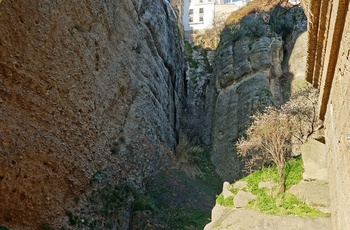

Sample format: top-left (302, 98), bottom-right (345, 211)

top-left (301, 139), bottom-right (328, 181)
top-left (222, 181), bottom-right (234, 199)
top-left (234, 191), bottom-right (256, 208)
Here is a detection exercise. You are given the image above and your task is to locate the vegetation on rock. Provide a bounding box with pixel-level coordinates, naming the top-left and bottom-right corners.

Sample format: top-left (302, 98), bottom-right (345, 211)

top-left (216, 157), bottom-right (328, 218)
top-left (236, 84), bottom-right (319, 192)
top-left (237, 106), bottom-right (292, 192)
top-left (222, 4), bottom-right (305, 46)
top-left (175, 135), bottom-right (203, 179)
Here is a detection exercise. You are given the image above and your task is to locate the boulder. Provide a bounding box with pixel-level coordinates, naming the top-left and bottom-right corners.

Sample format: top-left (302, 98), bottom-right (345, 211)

top-left (289, 180), bottom-right (330, 213)
top-left (301, 139), bottom-right (328, 181)
top-left (222, 181), bottom-right (234, 199)
top-left (234, 191), bottom-right (256, 208)
top-left (233, 181), bottom-right (248, 190)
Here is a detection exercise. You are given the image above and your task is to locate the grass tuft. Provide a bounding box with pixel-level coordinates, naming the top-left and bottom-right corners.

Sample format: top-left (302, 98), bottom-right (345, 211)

top-left (175, 135), bottom-right (203, 179)
top-left (216, 194), bottom-right (234, 207)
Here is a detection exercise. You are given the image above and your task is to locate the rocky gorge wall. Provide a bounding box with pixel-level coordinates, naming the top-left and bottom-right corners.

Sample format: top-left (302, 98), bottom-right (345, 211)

top-left (209, 33), bottom-right (284, 181)
top-left (0, 0), bottom-right (184, 228)
top-left (205, 5), bottom-right (308, 182)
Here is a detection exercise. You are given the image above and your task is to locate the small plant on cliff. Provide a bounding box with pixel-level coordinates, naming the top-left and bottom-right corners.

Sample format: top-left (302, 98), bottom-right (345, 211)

top-left (184, 41), bottom-right (199, 68)
top-left (240, 16), bottom-right (268, 38)
top-left (236, 83), bottom-right (319, 192)
top-left (175, 135), bottom-right (203, 179)
top-left (236, 107), bottom-right (293, 193)
top-left (269, 5), bottom-right (305, 39)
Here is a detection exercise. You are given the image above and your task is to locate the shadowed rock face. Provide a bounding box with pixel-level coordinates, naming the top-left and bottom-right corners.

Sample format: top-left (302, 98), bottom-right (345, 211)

top-left (0, 0), bottom-right (184, 228)
top-left (209, 35), bottom-right (283, 181)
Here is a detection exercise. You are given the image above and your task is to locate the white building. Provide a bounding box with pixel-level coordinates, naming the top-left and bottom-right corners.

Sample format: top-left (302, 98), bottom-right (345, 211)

top-left (182, 0), bottom-right (252, 31)
top-left (182, 0), bottom-right (216, 31)
top-left (288, 0), bottom-right (300, 5)
top-left (223, 0), bottom-right (250, 7)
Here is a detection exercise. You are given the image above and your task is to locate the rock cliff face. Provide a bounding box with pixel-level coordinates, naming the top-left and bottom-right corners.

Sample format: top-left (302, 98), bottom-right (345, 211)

top-left (0, 0), bottom-right (184, 228)
top-left (182, 43), bottom-right (214, 145)
top-left (209, 34), bottom-right (284, 181)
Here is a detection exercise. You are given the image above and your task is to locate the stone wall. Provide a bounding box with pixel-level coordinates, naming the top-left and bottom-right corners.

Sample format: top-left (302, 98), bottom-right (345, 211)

top-left (304, 0), bottom-right (350, 229)
top-left (0, 0), bottom-right (184, 228)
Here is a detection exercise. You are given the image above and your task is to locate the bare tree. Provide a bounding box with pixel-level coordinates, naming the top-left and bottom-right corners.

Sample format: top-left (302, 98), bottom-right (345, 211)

top-left (282, 86), bottom-right (320, 144)
top-left (236, 84), bottom-right (320, 193)
top-left (236, 107), bottom-right (293, 192)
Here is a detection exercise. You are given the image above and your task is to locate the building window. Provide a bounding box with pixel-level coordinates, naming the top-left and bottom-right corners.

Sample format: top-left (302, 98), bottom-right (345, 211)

top-left (199, 0), bottom-right (203, 3)
top-left (199, 16), bottom-right (204, 22)
top-left (189, 17), bottom-right (193, 23)
top-left (189, 9), bottom-right (194, 15)
top-left (199, 8), bottom-right (204, 14)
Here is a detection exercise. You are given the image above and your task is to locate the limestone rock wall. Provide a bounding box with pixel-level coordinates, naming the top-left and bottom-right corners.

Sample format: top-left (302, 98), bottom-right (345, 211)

top-left (182, 43), bottom-right (214, 145)
top-left (209, 34), bottom-right (283, 181)
top-left (0, 0), bottom-right (184, 228)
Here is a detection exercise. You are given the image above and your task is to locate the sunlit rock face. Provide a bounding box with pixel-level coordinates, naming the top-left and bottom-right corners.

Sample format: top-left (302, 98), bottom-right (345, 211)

top-left (209, 34), bottom-right (284, 181)
top-left (302, 0), bottom-right (350, 229)
top-left (0, 0), bottom-right (184, 228)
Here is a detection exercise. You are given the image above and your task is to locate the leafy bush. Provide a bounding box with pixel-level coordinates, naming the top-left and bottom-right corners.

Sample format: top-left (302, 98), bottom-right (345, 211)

top-left (220, 21), bottom-right (245, 43)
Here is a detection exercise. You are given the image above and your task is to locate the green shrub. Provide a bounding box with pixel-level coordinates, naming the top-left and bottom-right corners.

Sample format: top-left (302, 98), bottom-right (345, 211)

top-left (241, 17), bottom-right (267, 38)
top-left (269, 6), bottom-right (305, 38)
top-left (184, 41), bottom-right (199, 68)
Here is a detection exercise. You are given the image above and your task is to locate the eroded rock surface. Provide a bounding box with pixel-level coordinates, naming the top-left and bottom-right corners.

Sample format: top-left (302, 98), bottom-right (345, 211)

top-left (290, 180), bottom-right (330, 214)
top-left (301, 139), bottom-right (328, 181)
top-left (0, 0), bottom-right (184, 228)
top-left (210, 35), bottom-right (283, 181)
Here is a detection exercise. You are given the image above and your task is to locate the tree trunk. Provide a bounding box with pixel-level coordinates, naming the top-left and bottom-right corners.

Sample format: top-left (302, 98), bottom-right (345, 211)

top-left (277, 166), bottom-right (285, 193)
